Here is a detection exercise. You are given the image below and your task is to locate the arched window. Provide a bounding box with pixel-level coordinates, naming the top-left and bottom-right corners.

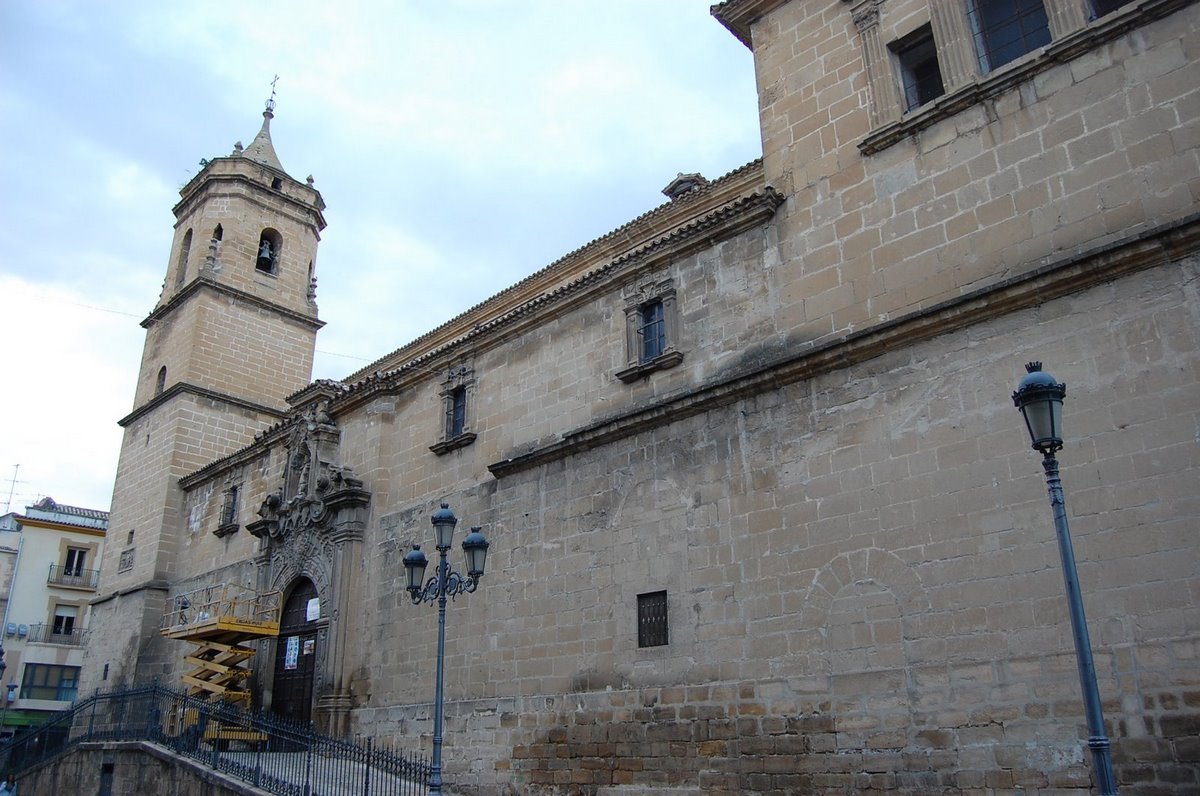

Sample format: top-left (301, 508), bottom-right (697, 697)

top-left (212, 224), bottom-right (223, 241)
top-left (175, 229), bottom-right (193, 286)
top-left (256, 228), bottom-right (283, 274)
top-left (155, 366), bottom-right (167, 396)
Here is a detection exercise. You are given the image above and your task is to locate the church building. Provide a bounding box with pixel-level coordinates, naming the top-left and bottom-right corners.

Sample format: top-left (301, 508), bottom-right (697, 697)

top-left (84, 0), bottom-right (1200, 792)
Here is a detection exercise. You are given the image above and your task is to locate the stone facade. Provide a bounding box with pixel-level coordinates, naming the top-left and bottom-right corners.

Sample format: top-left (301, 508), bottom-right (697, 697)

top-left (83, 1), bottom-right (1199, 794)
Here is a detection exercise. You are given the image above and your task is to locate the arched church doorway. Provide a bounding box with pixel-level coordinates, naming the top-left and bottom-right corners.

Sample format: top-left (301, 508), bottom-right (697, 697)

top-left (273, 578), bottom-right (319, 723)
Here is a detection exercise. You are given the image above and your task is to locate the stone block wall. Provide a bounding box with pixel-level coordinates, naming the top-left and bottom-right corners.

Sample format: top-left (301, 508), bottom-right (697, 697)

top-left (752, 0), bottom-right (1200, 349)
top-left (349, 254), bottom-right (1200, 794)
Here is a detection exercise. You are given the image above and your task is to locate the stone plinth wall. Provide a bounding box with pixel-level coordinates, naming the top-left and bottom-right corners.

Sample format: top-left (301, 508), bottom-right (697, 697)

top-left (358, 633), bottom-right (1198, 795)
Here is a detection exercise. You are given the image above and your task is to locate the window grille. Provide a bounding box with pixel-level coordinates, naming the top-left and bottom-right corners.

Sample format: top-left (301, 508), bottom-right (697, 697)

top-left (966, 0), bottom-right (1051, 73)
top-left (893, 25), bottom-right (945, 111)
top-left (447, 386), bottom-right (467, 438)
top-left (221, 486), bottom-right (239, 528)
top-left (638, 591), bottom-right (669, 648)
top-left (640, 300), bottom-right (667, 362)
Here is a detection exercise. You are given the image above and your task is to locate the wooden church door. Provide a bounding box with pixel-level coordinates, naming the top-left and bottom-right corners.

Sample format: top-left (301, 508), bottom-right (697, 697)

top-left (273, 578), bottom-right (319, 723)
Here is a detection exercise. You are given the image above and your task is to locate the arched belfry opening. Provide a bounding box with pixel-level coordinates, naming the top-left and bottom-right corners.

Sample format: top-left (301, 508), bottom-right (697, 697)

top-left (175, 228), bottom-right (192, 286)
top-left (256, 228), bottom-right (282, 274)
top-left (273, 577), bottom-right (319, 723)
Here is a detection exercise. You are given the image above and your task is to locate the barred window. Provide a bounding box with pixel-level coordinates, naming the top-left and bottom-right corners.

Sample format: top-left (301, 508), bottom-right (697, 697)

top-left (892, 25), bottom-right (945, 111)
top-left (618, 280), bottom-right (683, 383)
top-left (221, 486), bottom-right (239, 527)
top-left (966, 0), bottom-right (1051, 73)
top-left (637, 591), bottom-right (669, 648)
top-left (446, 386), bottom-right (467, 439)
top-left (213, 485), bottom-right (241, 538)
top-left (430, 364), bottom-right (477, 455)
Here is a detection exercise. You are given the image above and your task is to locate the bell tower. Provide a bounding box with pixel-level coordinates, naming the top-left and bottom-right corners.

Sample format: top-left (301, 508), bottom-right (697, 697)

top-left (83, 99), bottom-right (326, 691)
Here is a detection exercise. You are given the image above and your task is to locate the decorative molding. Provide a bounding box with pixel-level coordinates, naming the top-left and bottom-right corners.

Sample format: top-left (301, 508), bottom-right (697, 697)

top-left (142, 274), bottom-right (325, 332)
top-left (248, 403), bottom-right (368, 543)
top-left (118, 381), bottom-right (286, 428)
top-left (852, 0), bottom-right (880, 31)
top-left (711, 0), bottom-right (792, 48)
top-left (213, 522), bottom-right (239, 539)
top-left (429, 432), bottom-right (477, 456)
top-left (615, 351), bottom-right (685, 384)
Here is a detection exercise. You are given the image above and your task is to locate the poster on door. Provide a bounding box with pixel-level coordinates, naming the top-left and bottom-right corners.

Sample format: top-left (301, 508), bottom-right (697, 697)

top-left (284, 636), bottom-right (300, 670)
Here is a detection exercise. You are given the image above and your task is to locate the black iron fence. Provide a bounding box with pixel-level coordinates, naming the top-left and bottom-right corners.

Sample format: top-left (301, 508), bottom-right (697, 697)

top-left (0, 685), bottom-right (430, 795)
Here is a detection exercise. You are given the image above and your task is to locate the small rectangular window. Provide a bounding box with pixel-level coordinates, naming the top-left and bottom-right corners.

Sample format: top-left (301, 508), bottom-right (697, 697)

top-left (639, 300), bottom-right (667, 362)
top-left (221, 486), bottom-right (239, 527)
top-left (892, 25), bottom-right (945, 112)
top-left (447, 386), bottom-right (467, 439)
top-left (965, 0), bottom-right (1051, 73)
top-left (637, 591), bottom-right (669, 648)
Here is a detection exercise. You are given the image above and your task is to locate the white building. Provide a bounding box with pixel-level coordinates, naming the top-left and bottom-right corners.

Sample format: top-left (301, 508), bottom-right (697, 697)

top-left (0, 497), bottom-right (107, 738)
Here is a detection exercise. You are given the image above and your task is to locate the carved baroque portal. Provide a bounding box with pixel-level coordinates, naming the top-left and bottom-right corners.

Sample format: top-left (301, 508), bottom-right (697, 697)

top-left (247, 401), bottom-right (371, 734)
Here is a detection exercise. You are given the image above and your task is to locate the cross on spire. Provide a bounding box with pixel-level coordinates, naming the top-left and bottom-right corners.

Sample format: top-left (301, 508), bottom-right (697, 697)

top-left (266, 74), bottom-right (279, 113)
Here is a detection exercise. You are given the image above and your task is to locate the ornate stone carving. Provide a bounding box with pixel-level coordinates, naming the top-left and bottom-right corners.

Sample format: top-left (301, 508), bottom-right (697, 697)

top-left (248, 402), bottom-right (368, 542)
top-left (852, 0), bottom-right (880, 31)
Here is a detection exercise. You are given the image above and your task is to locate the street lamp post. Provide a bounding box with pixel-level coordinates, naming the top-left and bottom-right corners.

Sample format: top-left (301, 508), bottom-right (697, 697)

top-left (403, 503), bottom-right (490, 796)
top-left (1013, 362), bottom-right (1118, 795)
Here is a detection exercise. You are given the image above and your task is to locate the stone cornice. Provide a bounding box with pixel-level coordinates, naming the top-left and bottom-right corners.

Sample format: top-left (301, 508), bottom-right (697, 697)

top-left (175, 157), bottom-right (326, 231)
top-left (488, 213), bottom-right (1200, 479)
top-left (118, 381), bottom-right (287, 428)
top-left (90, 579), bottom-right (171, 607)
top-left (711, 0), bottom-right (791, 48)
top-left (142, 274), bottom-right (325, 331)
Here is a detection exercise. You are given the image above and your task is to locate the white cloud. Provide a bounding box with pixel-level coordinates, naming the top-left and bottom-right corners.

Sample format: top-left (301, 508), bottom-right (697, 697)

top-left (0, 276), bottom-right (142, 511)
top-left (0, 0), bottom-right (763, 511)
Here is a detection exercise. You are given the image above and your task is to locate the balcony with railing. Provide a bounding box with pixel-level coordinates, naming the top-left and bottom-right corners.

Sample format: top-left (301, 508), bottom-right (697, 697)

top-left (25, 623), bottom-right (84, 647)
top-left (46, 564), bottom-right (100, 591)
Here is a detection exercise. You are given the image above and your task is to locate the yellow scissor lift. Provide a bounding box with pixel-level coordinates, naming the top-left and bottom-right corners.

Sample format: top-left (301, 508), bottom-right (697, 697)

top-left (160, 583), bottom-right (281, 746)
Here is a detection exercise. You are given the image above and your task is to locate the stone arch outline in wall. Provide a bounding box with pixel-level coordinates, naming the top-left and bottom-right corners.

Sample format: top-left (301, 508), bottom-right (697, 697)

top-left (801, 547), bottom-right (932, 756)
top-left (799, 547), bottom-right (931, 648)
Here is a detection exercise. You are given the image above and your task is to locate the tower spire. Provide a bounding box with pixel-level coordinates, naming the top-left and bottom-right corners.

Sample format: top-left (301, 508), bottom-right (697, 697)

top-left (242, 75), bottom-right (286, 173)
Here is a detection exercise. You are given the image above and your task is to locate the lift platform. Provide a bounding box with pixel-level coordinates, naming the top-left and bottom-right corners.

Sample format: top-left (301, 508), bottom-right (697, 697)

top-left (161, 583), bottom-right (281, 745)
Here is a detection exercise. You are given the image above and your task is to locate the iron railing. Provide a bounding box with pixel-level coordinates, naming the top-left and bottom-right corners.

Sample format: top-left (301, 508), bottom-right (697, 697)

top-left (161, 582), bottom-right (282, 632)
top-left (24, 623), bottom-right (84, 647)
top-left (0, 685), bottom-right (430, 795)
top-left (46, 564), bottom-right (101, 590)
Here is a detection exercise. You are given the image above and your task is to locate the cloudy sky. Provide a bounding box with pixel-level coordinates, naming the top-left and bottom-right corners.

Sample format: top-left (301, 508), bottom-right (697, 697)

top-left (0, 1), bottom-right (763, 513)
